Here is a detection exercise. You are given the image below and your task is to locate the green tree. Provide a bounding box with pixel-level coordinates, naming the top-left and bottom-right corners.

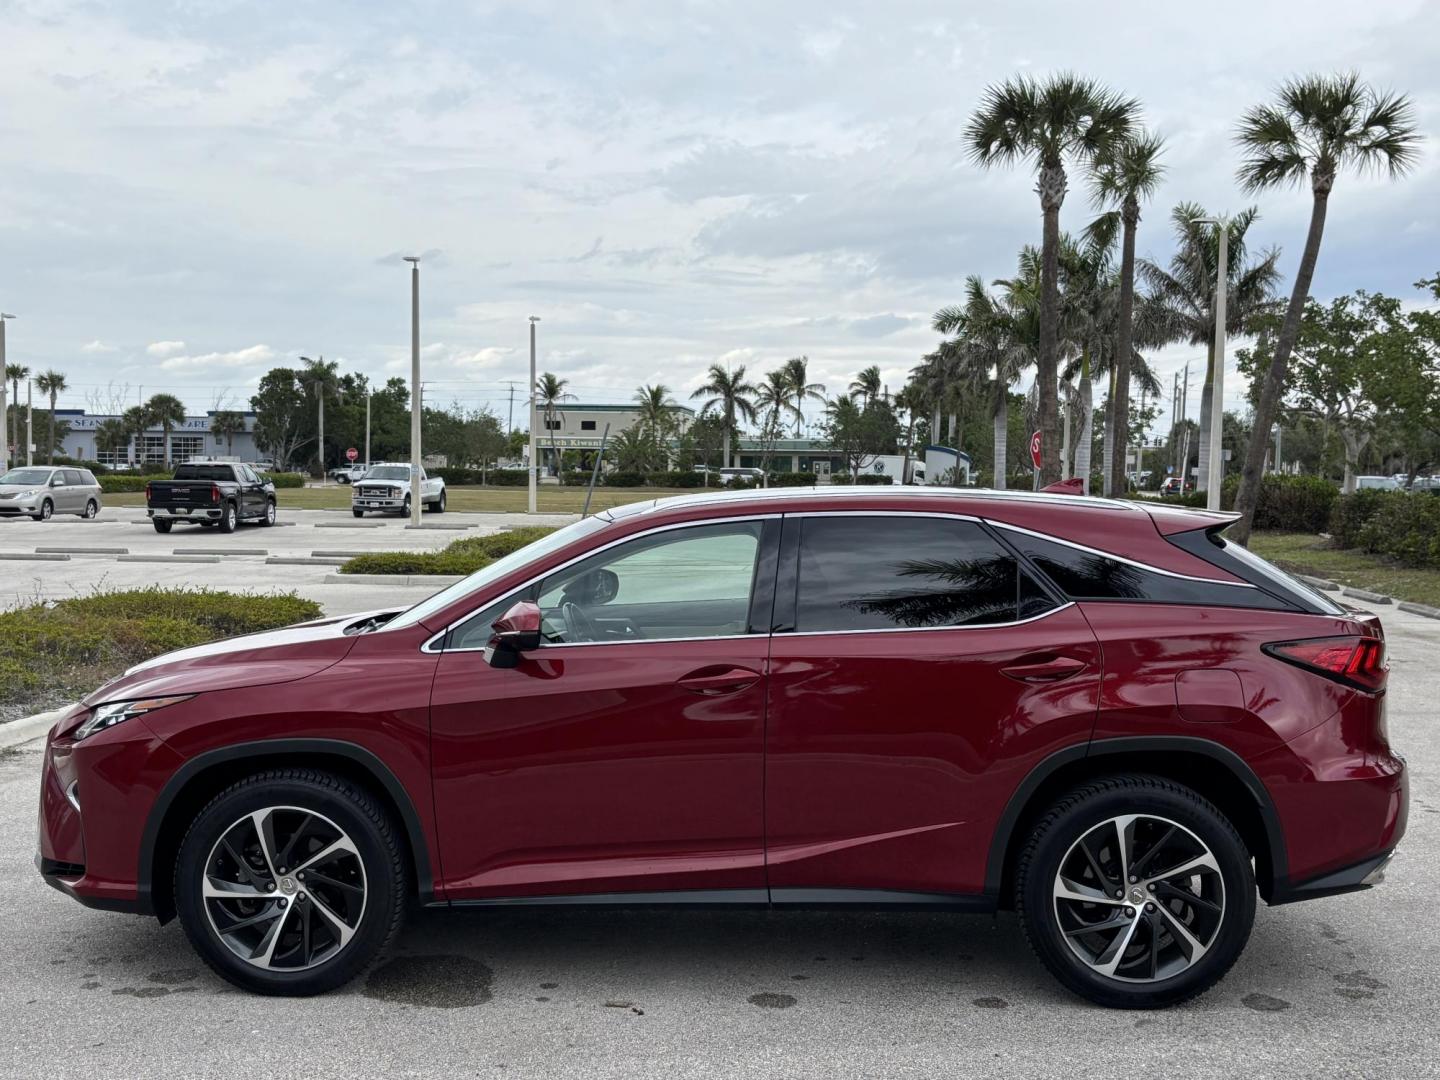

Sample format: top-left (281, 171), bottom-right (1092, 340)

top-left (210, 409), bottom-right (247, 457)
top-left (536, 372), bottom-right (574, 476)
top-left (848, 365), bottom-right (882, 406)
top-left (95, 417), bottom-right (128, 462)
top-left (35, 369), bottom-right (68, 463)
top-left (1230, 73), bottom-right (1421, 542)
top-left (822, 395), bottom-right (899, 479)
top-left (299, 356), bottom-right (342, 475)
top-left (249, 368), bottom-right (307, 469)
top-left (966, 73), bottom-right (1139, 483)
top-left (145, 393), bottom-right (187, 469)
top-left (6, 363), bottom-right (28, 461)
top-left (122, 404), bottom-right (148, 466)
top-left (1088, 129), bottom-right (1166, 496)
top-left (752, 369), bottom-right (794, 472)
top-left (690, 363), bottom-right (757, 469)
top-left (782, 356), bottom-right (826, 437)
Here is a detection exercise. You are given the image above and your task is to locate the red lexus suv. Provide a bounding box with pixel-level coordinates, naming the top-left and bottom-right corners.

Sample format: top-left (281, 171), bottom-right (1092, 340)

top-left (37, 487), bottom-right (1406, 1008)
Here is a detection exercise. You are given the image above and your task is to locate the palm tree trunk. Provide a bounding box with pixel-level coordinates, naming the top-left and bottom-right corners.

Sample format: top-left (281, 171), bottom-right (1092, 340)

top-left (1075, 356), bottom-right (1093, 494)
top-left (992, 381), bottom-right (1008, 490)
top-left (1036, 163), bottom-right (1065, 485)
top-left (1195, 343), bottom-right (1216, 494)
top-left (722, 428), bottom-right (731, 472)
top-left (48, 400), bottom-right (56, 464)
top-left (164, 426), bottom-right (172, 470)
top-left (1060, 382), bottom-right (1071, 479)
top-left (1233, 187), bottom-right (1329, 544)
top-left (1101, 365), bottom-right (1116, 497)
top-left (931, 406), bottom-right (941, 446)
top-left (1108, 201), bottom-right (1138, 497)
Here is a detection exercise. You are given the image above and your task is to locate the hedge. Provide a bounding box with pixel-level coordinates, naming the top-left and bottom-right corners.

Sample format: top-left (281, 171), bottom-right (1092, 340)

top-left (1154, 475), bottom-right (1337, 534)
top-left (341, 526), bottom-right (558, 576)
top-left (0, 588), bottom-right (321, 706)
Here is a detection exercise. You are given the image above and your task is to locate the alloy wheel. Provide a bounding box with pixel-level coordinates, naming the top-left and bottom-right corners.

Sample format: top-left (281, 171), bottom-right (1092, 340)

top-left (1052, 813), bottom-right (1224, 983)
top-left (202, 806), bottom-right (367, 972)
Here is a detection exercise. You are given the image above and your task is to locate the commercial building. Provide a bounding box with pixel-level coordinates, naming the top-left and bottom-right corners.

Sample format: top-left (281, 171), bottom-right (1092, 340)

top-left (52, 409), bottom-right (262, 466)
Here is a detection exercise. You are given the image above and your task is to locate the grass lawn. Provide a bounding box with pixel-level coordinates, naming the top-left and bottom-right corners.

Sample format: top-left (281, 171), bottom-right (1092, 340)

top-left (1249, 531), bottom-right (1440, 608)
top-left (105, 485), bottom-right (695, 514)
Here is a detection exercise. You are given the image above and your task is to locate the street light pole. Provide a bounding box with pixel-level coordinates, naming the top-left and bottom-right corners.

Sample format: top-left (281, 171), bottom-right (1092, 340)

top-left (0, 313), bottom-right (13, 473)
top-left (405, 256), bottom-right (422, 530)
top-left (528, 316), bottom-right (540, 515)
top-left (365, 389), bottom-right (372, 469)
top-left (1197, 217), bottom-right (1229, 510)
top-left (26, 378), bottom-right (34, 466)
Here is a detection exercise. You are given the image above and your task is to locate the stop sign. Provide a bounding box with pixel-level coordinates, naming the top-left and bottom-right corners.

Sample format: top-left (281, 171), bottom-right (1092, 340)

top-left (346, 447), bottom-right (358, 462)
top-left (1029, 430), bottom-right (1043, 470)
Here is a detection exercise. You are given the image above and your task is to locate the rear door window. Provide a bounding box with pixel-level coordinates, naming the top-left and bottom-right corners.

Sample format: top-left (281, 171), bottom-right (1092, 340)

top-left (789, 515), bottom-right (1055, 633)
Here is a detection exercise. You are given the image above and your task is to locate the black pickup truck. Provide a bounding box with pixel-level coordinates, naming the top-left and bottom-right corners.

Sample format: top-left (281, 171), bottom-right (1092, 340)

top-left (145, 462), bottom-right (277, 534)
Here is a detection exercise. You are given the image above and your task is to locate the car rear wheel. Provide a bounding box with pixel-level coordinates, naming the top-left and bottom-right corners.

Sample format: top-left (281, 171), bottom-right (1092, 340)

top-left (1015, 774), bottom-right (1255, 1009)
top-left (83, 499), bottom-right (99, 519)
top-left (174, 769), bottom-right (406, 996)
top-left (218, 502), bottom-right (238, 533)
top-left (153, 518), bottom-right (173, 533)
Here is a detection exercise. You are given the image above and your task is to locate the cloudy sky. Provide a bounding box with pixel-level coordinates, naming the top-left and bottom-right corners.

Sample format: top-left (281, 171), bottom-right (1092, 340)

top-left (1, 0), bottom-right (1436, 433)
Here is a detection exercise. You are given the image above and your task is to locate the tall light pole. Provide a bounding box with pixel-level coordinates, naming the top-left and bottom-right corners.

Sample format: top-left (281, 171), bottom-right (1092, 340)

top-left (405, 256), bottom-right (423, 530)
top-left (26, 377), bottom-right (34, 466)
top-left (365, 387), bottom-right (372, 469)
top-left (528, 315), bottom-right (540, 515)
top-left (300, 355), bottom-right (329, 485)
top-left (1196, 217), bottom-right (1229, 510)
top-left (0, 313), bottom-right (13, 473)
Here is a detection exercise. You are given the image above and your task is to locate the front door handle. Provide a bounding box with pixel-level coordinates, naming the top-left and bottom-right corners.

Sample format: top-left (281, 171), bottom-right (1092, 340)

top-left (1000, 656), bottom-right (1088, 683)
top-left (677, 665), bottom-right (762, 696)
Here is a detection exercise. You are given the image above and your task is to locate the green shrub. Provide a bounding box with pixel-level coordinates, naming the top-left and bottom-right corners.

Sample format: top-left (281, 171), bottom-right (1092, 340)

top-left (261, 472), bottom-right (305, 488)
top-left (1329, 489), bottom-right (1391, 548)
top-left (1346, 493), bottom-right (1440, 569)
top-left (0, 588), bottom-right (322, 706)
top-left (848, 474), bottom-right (892, 485)
top-left (768, 472), bottom-right (818, 488)
top-left (99, 473), bottom-right (172, 493)
top-left (341, 526), bottom-right (557, 576)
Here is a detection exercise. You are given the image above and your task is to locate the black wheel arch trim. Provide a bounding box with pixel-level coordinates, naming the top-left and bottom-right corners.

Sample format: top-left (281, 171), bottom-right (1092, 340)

top-left (984, 735), bottom-right (1289, 901)
top-left (137, 738), bottom-right (435, 918)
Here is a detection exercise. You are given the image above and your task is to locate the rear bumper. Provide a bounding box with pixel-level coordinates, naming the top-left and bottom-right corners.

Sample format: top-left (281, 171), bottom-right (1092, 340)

top-left (1271, 849), bottom-right (1398, 904)
top-left (148, 506), bottom-right (222, 520)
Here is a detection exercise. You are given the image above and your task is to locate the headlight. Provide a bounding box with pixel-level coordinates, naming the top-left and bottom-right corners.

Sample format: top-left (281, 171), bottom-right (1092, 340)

top-left (73, 695), bottom-right (194, 741)
top-left (18, 489), bottom-right (36, 498)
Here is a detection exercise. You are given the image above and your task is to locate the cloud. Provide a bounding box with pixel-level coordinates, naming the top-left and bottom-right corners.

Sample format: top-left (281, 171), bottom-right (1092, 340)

top-left (81, 340), bottom-right (118, 354)
top-left (158, 344), bottom-right (276, 372)
top-left (146, 340), bottom-right (186, 358)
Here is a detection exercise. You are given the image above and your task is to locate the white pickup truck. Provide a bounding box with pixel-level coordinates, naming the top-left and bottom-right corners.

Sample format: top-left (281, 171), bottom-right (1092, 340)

top-left (350, 464), bottom-right (447, 517)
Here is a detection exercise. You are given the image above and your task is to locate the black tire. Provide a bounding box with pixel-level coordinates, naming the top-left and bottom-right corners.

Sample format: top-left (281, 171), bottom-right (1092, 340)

top-left (173, 768), bottom-right (406, 996)
top-left (352, 509), bottom-right (365, 519)
top-left (34, 498), bottom-right (53, 522)
top-left (218, 501), bottom-right (238, 534)
top-left (153, 518), bottom-right (173, 534)
top-left (433, 490), bottom-right (446, 514)
top-left (260, 499), bottom-right (277, 527)
top-left (1015, 774), bottom-right (1255, 1009)
top-left (401, 495), bottom-right (411, 518)
top-left (84, 499), bottom-right (99, 519)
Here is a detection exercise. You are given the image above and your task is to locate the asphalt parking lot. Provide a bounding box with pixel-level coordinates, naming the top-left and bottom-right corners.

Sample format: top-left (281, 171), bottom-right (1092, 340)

top-left (0, 514), bottom-right (1436, 1079)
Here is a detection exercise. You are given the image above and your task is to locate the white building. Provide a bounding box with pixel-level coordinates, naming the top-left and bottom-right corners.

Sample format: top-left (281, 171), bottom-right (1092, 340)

top-left (53, 409), bottom-right (262, 466)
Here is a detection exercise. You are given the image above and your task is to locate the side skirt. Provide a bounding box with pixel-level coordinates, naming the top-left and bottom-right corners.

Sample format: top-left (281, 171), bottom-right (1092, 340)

top-left (436, 888), bottom-right (996, 912)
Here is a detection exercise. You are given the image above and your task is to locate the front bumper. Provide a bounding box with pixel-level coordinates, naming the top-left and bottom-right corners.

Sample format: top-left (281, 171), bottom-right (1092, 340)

top-left (0, 502), bottom-right (40, 515)
top-left (352, 492), bottom-right (407, 511)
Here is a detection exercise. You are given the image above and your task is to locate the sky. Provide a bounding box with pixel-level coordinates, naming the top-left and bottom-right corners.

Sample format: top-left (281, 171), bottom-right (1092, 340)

top-left (1, 0), bottom-right (1437, 437)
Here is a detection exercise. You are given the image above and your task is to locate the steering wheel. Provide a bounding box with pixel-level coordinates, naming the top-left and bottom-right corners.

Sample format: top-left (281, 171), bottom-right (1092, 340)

top-left (560, 601), bottom-right (599, 643)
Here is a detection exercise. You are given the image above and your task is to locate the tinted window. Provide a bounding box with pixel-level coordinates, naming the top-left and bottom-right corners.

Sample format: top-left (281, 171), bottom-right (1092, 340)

top-left (173, 464), bottom-right (238, 482)
top-left (1001, 529), bottom-right (1293, 610)
top-left (63, 469), bottom-right (84, 485)
top-left (80, 470), bottom-right (98, 486)
top-left (792, 516), bottom-right (1053, 632)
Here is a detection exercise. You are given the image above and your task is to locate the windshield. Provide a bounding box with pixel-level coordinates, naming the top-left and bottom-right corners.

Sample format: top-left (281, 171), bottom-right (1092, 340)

top-left (363, 466), bottom-right (412, 481)
top-left (0, 469), bottom-right (52, 486)
top-left (385, 515), bottom-right (612, 631)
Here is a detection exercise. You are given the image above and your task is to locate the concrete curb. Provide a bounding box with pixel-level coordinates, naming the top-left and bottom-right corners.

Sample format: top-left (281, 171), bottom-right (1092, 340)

top-left (403, 523), bottom-right (474, 530)
top-left (35, 546), bottom-right (130, 555)
top-left (117, 553), bottom-right (222, 564)
top-left (266, 556), bottom-right (349, 566)
top-left (316, 522), bottom-right (387, 529)
top-left (322, 573), bottom-right (463, 586)
top-left (1342, 587), bottom-right (1392, 605)
top-left (0, 552), bottom-right (70, 560)
top-left (1398, 601), bottom-right (1440, 620)
top-left (0, 705), bottom-right (70, 750)
top-left (173, 548), bottom-right (269, 556)
top-left (1297, 574), bottom-right (1340, 592)
top-left (311, 550), bottom-right (381, 558)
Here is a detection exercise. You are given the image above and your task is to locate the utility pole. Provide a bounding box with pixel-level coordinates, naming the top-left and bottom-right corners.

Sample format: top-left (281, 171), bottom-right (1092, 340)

top-left (528, 316), bottom-right (540, 515)
top-left (27, 378), bottom-right (34, 466)
top-left (0, 312), bottom-right (12, 473)
top-left (1197, 217), bottom-right (1229, 509)
top-left (365, 389), bottom-right (372, 469)
top-left (405, 256), bottom-right (422, 530)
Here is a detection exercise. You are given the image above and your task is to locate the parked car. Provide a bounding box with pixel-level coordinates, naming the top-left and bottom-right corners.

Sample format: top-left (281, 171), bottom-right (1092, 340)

top-left (1159, 476), bottom-right (1193, 496)
top-left (145, 461), bottom-right (277, 533)
top-left (0, 465), bottom-right (102, 520)
top-left (328, 464), bottom-right (369, 484)
top-left (251, 460), bottom-right (277, 474)
top-left (350, 464), bottom-right (446, 516)
top-left (37, 486), bottom-right (1404, 1006)
top-left (718, 466), bottom-right (766, 487)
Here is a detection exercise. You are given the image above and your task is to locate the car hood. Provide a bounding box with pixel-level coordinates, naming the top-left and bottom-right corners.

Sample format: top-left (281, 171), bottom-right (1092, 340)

top-left (82, 607), bottom-right (403, 705)
top-left (353, 479), bottom-right (405, 489)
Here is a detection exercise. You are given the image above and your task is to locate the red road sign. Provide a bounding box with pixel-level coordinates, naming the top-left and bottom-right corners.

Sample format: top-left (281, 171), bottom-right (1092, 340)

top-left (1028, 430), bottom-right (1043, 470)
top-left (346, 447), bottom-right (358, 462)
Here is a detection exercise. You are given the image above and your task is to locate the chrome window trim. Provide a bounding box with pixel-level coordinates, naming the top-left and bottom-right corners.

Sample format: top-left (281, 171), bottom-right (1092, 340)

top-left (423, 514), bottom-right (780, 654)
top-left (779, 601), bottom-right (1076, 639)
top-left (632, 485), bottom-right (1148, 516)
top-left (988, 520), bottom-right (1257, 588)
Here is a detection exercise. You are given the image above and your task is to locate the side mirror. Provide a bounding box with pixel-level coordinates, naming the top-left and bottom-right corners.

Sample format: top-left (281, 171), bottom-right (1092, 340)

top-left (485, 600), bottom-right (542, 667)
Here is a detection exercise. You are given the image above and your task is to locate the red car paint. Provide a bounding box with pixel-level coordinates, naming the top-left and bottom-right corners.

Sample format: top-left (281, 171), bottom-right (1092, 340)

top-left (38, 487), bottom-right (1405, 921)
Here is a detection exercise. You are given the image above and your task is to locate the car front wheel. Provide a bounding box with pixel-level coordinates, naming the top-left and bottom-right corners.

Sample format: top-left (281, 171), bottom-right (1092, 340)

top-left (174, 769), bottom-right (406, 995)
top-left (33, 498), bottom-right (53, 521)
top-left (1015, 774), bottom-right (1255, 1009)
top-left (260, 500), bottom-right (277, 527)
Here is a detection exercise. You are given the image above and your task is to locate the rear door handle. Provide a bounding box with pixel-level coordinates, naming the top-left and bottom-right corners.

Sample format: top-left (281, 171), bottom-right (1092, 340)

top-left (678, 665), bottom-right (762, 696)
top-left (1000, 656), bottom-right (1088, 683)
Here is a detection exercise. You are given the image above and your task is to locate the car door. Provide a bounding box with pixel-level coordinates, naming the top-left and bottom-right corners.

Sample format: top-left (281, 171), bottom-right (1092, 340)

top-left (428, 516), bottom-right (780, 901)
top-left (59, 470), bottom-right (84, 512)
top-left (50, 470), bottom-right (76, 512)
top-left (763, 511), bottom-right (1103, 901)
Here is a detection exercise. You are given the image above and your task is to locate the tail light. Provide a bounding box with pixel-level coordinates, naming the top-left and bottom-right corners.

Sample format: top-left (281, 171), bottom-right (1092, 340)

top-left (1263, 635), bottom-right (1387, 693)
top-left (144, 482), bottom-right (152, 502)
top-left (211, 483), bottom-right (220, 503)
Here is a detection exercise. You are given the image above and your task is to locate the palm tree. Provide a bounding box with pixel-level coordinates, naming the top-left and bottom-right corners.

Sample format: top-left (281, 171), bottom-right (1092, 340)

top-left (782, 356), bottom-right (826, 437)
top-left (894, 382), bottom-right (925, 485)
top-left (966, 73), bottom-right (1139, 484)
top-left (849, 365), bottom-right (882, 406)
top-left (122, 404), bottom-right (148, 467)
top-left (690, 364), bottom-right (757, 469)
top-left (1229, 73), bottom-right (1420, 541)
top-left (752, 369), bottom-right (797, 472)
top-left (633, 384), bottom-right (679, 468)
top-left (536, 372), bottom-right (574, 476)
top-left (210, 409), bottom-right (247, 457)
top-left (1088, 129), bottom-right (1166, 496)
top-left (5, 364), bottom-right (28, 463)
top-left (95, 417), bottom-right (128, 463)
top-left (34, 370), bottom-right (68, 463)
top-left (146, 393), bottom-right (187, 470)
top-left (1140, 203), bottom-right (1283, 497)
top-left (299, 356), bottom-right (342, 477)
